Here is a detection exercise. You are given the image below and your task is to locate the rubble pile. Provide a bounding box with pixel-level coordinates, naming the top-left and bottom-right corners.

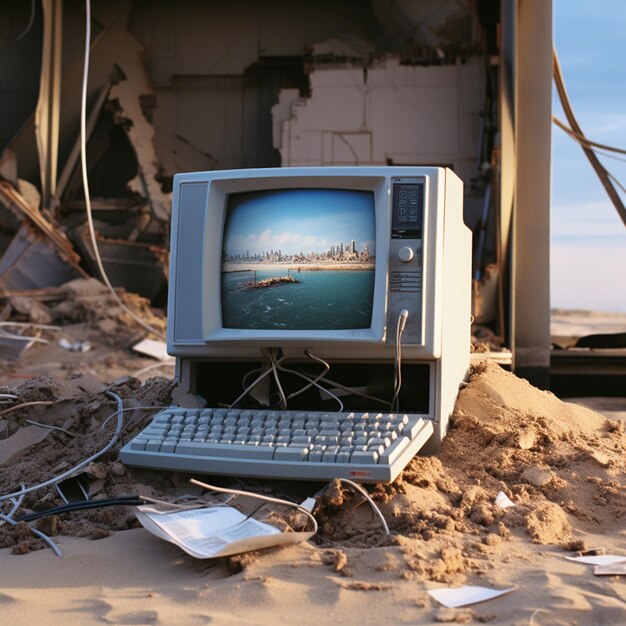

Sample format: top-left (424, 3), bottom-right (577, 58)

top-left (0, 363), bottom-right (622, 572)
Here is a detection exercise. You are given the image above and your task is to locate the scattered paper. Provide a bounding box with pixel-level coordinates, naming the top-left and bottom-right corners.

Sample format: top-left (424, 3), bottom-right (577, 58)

top-left (594, 563), bottom-right (626, 576)
top-left (132, 338), bottom-right (170, 361)
top-left (59, 338), bottom-right (92, 352)
top-left (565, 555), bottom-right (626, 566)
top-left (495, 491), bottom-right (515, 509)
top-left (299, 497), bottom-right (317, 512)
top-left (427, 585), bottom-right (514, 609)
top-left (136, 505), bottom-right (315, 559)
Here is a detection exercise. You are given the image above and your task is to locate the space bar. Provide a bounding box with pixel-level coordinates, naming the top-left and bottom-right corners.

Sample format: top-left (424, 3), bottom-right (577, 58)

top-left (174, 442), bottom-right (275, 459)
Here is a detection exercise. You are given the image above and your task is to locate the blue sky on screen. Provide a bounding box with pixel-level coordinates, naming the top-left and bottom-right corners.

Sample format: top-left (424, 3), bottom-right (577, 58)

top-left (223, 189), bottom-right (376, 256)
top-left (552, 0), bottom-right (626, 312)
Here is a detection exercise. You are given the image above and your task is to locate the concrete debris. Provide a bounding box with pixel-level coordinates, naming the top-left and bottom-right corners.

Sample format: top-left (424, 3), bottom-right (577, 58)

top-left (0, 330), bottom-right (38, 360)
top-left (522, 465), bottom-right (554, 488)
top-left (0, 425), bottom-right (52, 466)
top-left (310, 34), bottom-right (375, 60)
top-left (109, 31), bottom-right (171, 224)
top-left (0, 150), bottom-right (18, 185)
top-left (58, 338), bottom-right (92, 352)
top-left (75, 226), bottom-right (167, 302)
top-left (8, 295), bottom-right (53, 325)
top-left (1, 4), bottom-right (170, 306)
top-left (0, 182), bottom-right (84, 269)
top-left (0, 224), bottom-right (85, 291)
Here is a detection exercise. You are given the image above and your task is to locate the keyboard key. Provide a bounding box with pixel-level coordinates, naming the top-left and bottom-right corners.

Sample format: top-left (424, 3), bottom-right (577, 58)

top-left (379, 436), bottom-right (410, 464)
top-left (308, 445), bottom-right (326, 462)
top-left (121, 407), bottom-right (434, 482)
top-left (176, 442), bottom-right (275, 459)
top-left (350, 450), bottom-right (379, 464)
top-left (336, 448), bottom-right (353, 463)
top-left (322, 446), bottom-right (339, 462)
top-left (160, 440), bottom-right (177, 453)
top-left (274, 447), bottom-right (308, 461)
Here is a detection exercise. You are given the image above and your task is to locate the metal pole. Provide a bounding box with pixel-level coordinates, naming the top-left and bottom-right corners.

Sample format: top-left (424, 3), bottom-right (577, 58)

top-left (512, 0), bottom-right (552, 388)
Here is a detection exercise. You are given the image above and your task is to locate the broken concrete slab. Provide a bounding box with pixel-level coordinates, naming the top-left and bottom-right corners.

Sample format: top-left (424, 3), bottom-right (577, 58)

top-left (0, 225), bottom-right (85, 291)
top-left (109, 31), bottom-right (171, 224)
top-left (75, 226), bottom-right (167, 301)
top-left (0, 182), bottom-right (86, 275)
top-left (0, 424), bottom-right (52, 465)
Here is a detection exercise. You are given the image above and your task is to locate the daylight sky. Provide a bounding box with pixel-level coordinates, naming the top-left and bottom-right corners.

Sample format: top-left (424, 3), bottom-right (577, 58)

top-left (223, 189), bottom-right (375, 257)
top-left (551, 0), bottom-right (626, 312)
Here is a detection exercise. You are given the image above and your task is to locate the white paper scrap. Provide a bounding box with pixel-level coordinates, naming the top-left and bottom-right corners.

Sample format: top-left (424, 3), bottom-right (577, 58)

top-left (136, 505), bottom-right (315, 559)
top-left (132, 338), bottom-right (171, 361)
top-left (299, 497), bottom-right (317, 512)
top-left (565, 555), bottom-right (626, 566)
top-left (594, 563), bottom-right (626, 576)
top-left (494, 491), bottom-right (515, 509)
top-left (427, 585), bottom-right (514, 609)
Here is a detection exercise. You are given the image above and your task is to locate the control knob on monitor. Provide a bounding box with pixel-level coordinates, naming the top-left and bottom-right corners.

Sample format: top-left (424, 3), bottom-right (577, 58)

top-left (398, 246), bottom-right (414, 263)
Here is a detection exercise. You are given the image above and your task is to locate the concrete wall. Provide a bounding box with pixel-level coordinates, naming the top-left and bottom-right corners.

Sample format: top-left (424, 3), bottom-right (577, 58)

top-left (129, 0), bottom-right (383, 176)
top-left (273, 57), bottom-right (483, 185)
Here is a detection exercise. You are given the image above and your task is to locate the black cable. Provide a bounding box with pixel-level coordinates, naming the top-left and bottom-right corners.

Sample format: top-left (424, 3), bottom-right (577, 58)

top-left (16, 495), bottom-right (268, 524)
top-left (15, 496), bottom-right (146, 523)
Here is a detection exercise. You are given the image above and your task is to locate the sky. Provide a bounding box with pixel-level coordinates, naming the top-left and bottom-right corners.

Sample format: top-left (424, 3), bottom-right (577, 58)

top-left (551, 0), bottom-right (626, 312)
top-left (223, 189), bottom-right (375, 257)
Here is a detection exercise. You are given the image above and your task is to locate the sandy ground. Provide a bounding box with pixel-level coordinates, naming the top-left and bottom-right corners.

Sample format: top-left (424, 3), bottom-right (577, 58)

top-left (0, 292), bottom-right (624, 625)
top-left (551, 309), bottom-right (626, 347)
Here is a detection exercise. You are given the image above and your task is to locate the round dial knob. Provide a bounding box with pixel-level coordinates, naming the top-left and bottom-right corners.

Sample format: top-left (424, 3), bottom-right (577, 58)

top-left (398, 246), bottom-right (415, 263)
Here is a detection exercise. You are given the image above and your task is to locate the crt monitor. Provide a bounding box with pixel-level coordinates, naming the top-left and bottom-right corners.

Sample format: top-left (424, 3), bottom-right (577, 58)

top-left (168, 166), bottom-right (468, 365)
top-left (167, 167), bottom-right (471, 445)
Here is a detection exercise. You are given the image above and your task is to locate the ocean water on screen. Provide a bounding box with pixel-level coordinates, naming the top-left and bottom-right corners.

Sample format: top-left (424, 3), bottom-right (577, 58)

top-left (222, 269), bottom-right (374, 330)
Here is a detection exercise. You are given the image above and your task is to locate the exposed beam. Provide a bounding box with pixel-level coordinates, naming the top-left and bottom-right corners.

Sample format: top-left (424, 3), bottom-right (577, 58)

top-left (35, 0), bottom-right (63, 210)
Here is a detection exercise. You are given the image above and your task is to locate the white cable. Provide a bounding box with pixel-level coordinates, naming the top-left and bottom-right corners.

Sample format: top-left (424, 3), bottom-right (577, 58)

top-left (275, 360), bottom-right (344, 411)
top-left (285, 350), bottom-right (330, 399)
top-left (391, 310), bottom-right (409, 412)
top-left (338, 479), bottom-right (390, 536)
top-left (269, 350), bottom-right (288, 410)
top-left (281, 350), bottom-right (390, 409)
top-left (0, 329), bottom-right (48, 345)
top-left (0, 511), bottom-right (62, 557)
top-left (0, 321), bottom-right (60, 344)
top-left (228, 361), bottom-right (275, 409)
top-left (0, 390), bottom-right (125, 503)
top-left (190, 479), bottom-right (318, 535)
top-left (0, 485), bottom-right (26, 526)
top-left (100, 403), bottom-right (166, 430)
top-left (16, 0), bottom-right (36, 40)
top-left (0, 322), bottom-right (60, 331)
top-left (80, 0), bottom-right (165, 340)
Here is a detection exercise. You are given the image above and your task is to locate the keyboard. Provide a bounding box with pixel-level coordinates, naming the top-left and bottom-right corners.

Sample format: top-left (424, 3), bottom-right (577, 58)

top-left (120, 407), bottom-right (434, 483)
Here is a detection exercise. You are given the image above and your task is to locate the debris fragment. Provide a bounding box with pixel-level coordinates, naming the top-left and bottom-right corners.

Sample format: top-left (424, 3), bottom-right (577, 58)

top-left (427, 585), bottom-right (514, 609)
top-left (494, 492), bottom-right (515, 509)
top-left (565, 555), bottom-right (626, 566)
top-left (0, 425), bottom-right (52, 466)
top-left (521, 465), bottom-right (554, 487)
top-left (58, 338), bottom-right (92, 352)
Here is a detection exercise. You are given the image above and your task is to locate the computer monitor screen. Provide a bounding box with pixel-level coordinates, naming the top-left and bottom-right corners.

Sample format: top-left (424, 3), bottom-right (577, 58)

top-left (221, 188), bottom-right (376, 331)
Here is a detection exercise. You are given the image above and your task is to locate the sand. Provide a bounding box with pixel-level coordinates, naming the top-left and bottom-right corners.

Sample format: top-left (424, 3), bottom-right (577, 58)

top-left (0, 354), bottom-right (624, 624)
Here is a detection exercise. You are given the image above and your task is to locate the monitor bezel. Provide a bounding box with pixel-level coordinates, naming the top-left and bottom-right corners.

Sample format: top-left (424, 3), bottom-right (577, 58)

top-left (201, 171), bottom-right (390, 345)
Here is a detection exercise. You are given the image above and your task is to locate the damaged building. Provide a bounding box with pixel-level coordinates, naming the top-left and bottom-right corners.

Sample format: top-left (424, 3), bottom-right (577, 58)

top-left (1, 0), bottom-right (557, 385)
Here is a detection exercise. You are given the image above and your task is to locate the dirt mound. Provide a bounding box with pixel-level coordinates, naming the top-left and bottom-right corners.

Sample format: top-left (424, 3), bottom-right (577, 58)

top-left (1, 362), bottom-right (624, 571)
